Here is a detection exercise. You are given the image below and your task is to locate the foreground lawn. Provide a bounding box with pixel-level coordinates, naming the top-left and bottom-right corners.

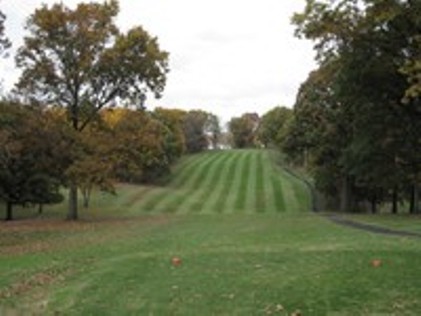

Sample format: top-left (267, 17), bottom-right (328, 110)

top-left (1, 214), bottom-right (421, 315)
top-left (1, 150), bottom-right (421, 314)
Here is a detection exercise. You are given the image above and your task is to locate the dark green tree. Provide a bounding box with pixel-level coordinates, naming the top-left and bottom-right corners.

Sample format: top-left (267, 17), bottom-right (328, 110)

top-left (258, 106), bottom-right (292, 148)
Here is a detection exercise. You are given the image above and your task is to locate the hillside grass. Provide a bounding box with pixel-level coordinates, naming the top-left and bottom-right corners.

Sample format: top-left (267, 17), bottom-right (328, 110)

top-left (1, 149), bottom-right (421, 315)
top-left (3, 149), bottom-right (310, 220)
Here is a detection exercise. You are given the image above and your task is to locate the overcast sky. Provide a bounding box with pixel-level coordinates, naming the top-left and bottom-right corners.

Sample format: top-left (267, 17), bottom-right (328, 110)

top-left (1, 0), bottom-right (316, 122)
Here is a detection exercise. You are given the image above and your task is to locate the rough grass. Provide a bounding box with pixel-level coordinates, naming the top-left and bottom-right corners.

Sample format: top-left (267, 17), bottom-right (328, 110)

top-left (1, 150), bottom-right (421, 315)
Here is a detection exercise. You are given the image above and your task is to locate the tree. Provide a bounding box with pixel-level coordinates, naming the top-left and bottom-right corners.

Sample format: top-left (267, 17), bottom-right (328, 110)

top-left (228, 113), bottom-right (259, 149)
top-left (0, 7), bottom-right (10, 57)
top-left (15, 0), bottom-right (169, 220)
top-left (0, 101), bottom-right (67, 220)
top-left (205, 114), bottom-right (221, 150)
top-left (106, 108), bottom-right (172, 184)
top-left (291, 0), bottom-right (421, 213)
top-left (182, 110), bottom-right (210, 153)
top-left (258, 106), bottom-right (292, 148)
top-left (153, 107), bottom-right (186, 161)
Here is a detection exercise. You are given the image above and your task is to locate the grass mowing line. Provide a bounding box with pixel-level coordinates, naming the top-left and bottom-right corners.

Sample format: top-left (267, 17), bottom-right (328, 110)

top-left (139, 153), bottom-right (218, 213)
top-left (169, 153), bottom-right (211, 188)
top-left (170, 154), bottom-right (197, 175)
top-left (156, 151), bottom-right (229, 214)
top-left (212, 151), bottom-right (242, 214)
top-left (270, 172), bottom-right (287, 213)
top-left (125, 155), bottom-right (199, 214)
top-left (255, 150), bottom-right (266, 213)
top-left (234, 151), bottom-right (253, 212)
top-left (124, 187), bottom-right (156, 215)
top-left (280, 170), bottom-right (308, 213)
top-left (244, 150), bottom-right (259, 214)
top-left (187, 152), bottom-right (233, 213)
top-left (261, 151), bottom-right (279, 213)
top-left (156, 152), bottom-right (223, 214)
top-left (174, 152), bottom-right (227, 215)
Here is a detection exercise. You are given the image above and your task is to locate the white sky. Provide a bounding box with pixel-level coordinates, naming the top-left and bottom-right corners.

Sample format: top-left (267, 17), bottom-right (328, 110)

top-left (0, 0), bottom-right (316, 122)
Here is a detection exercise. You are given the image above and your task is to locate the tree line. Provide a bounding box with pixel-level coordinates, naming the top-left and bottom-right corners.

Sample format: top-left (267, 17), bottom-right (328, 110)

top-left (0, 1), bottom-right (221, 220)
top-left (0, 100), bottom-right (221, 220)
top-left (258, 0), bottom-right (421, 214)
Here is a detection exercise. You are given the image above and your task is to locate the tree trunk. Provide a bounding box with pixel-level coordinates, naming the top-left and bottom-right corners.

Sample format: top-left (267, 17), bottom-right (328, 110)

top-left (67, 184), bottom-right (78, 220)
top-left (82, 186), bottom-right (91, 208)
top-left (371, 194), bottom-right (377, 214)
top-left (391, 187), bottom-right (398, 214)
top-left (5, 202), bottom-right (13, 221)
top-left (409, 184), bottom-right (419, 214)
top-left (38, 204), bottom-right (43, 215)
top-left (340, 177), bottom-right (353, 213)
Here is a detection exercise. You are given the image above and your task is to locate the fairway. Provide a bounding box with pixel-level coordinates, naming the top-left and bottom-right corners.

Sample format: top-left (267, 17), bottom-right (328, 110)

top-left (1, 150), bottom-right (421, 315)
top-left (130, 149), bottom-right (309, 215)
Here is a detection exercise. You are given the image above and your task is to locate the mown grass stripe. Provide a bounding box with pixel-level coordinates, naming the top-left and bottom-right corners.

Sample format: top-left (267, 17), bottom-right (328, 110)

top-left (155, 152), bottom-right (222, 214)
top-left (135, 154), bottom-right (211, 213)
top-left (261, 151), bottom-right (277, 213)
top-left (243, 150), bottom-right (258, 214)
top-left (142, 152), bottom-right (222, 213)
top-left (123, 187), bottom-right (154, 213)
top-left (187, 152), bottom-right (233, 213)
top-left (255, 150), bottom-right (266, 213)
top-left (279, 169), bottom-right (301, 213)
top-left (233, 151), bottom-right (252, 212)
top-left (212, 152), bottom-right (244, 213)
top-left (156, 151), bottom-right (229, 214)
top-left (174, 152), bottom-right (226, 214)
top-left (271, 172), bottom-right (286, 212)
top-left (169, 153), bottom-right (211, 188)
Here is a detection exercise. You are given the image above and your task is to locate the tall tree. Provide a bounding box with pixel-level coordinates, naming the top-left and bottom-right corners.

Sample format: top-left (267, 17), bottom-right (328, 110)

top-left (229, 113), bottom-right (259, 149)
top-left (15, 0), bottom-right (169, 220)
top-left (205, 113), bottom-right (221, 150)
top-left (258, 106), bottom-right (292, 148)
top-left (292, 0), bottom-right (421, 213)
top-left (0, 101), bottom-right (67, 220)
top-left (153, 107), bottom-right (186, 161)
top-left (110, 109), bottom-right (171, 183)
top-left (0, 7), bottom-right (10, 57)
top-left (182, 110), bottom-right (210, 153)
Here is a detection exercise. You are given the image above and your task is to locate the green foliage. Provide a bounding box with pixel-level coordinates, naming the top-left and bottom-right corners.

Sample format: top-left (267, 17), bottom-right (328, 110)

top-left (258, 106), bottom-right (292, 147)
top-left (182, 110), bottom-right (216, 153)
top-left (228, 113), bottom-right (260, 149)
top-left (0, 101), bottom-right (67, 219)
top-left (15, 0), bottom-right (168, 123)
top-left (110, 109), bottom-right (171, 183)
top-left (15, 0), bottom-right (169, 219)
top-left (153, 107), bottom-right (187, 161)
top-left (286, 0), bottom-right (421, 213)
top-left (0, 9), bottom-right (10, 57)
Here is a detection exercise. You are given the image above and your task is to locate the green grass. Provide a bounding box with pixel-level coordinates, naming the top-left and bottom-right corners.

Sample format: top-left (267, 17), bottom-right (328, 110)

top-left (347, 214), bottom-right (421, 234)
top-left (1, 149), bottom-right (421, 315)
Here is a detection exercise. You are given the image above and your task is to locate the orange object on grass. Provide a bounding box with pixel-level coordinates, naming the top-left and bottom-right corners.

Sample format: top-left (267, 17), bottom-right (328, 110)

top-left (171, 257), bottom-right (182, 266)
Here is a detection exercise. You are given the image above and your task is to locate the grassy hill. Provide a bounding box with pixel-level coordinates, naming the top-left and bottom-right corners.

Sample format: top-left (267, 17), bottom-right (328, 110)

top-left (1, 150), bottom-right (421, 315)
top-left (131, 149), bottom-right (310, 215)
top-left (4, 149), bottom-right (310, 220)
